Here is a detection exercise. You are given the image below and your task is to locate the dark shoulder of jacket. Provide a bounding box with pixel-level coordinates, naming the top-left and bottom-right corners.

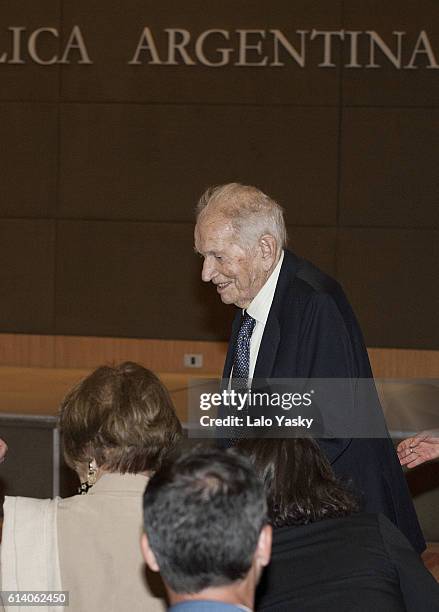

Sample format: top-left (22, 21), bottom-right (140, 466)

top-left (272, 513), bottom-right (380, 549)
top-left (295, 257), bottom-right (340, 295)
top-left (283, 255), bottom-right (342, 311)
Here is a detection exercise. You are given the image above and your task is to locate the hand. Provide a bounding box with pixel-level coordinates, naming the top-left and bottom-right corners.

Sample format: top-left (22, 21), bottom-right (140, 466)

top-left (0, 437), bottom-right (8, 463)
top-left (397, 431), bottom-right (439, 468)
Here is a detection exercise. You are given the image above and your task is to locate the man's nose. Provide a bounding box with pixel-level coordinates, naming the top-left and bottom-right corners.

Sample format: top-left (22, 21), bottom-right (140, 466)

top-left (201, 257), bottom-right (216, 282)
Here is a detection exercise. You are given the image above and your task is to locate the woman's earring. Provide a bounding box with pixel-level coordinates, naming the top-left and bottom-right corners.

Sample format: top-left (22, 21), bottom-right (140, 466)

top-left (87, 459), bottom-right (98, 486)
top-left (78, 459), bottom-right (98, 495)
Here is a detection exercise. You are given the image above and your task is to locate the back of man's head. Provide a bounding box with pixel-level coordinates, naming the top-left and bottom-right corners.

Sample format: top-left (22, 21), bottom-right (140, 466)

top-left (141, 446), bottom-right (270, 602)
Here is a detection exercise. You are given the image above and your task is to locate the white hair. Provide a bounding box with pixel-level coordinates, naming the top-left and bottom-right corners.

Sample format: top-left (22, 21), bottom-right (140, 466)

top-left (196, 183), bottom-right (287, 250)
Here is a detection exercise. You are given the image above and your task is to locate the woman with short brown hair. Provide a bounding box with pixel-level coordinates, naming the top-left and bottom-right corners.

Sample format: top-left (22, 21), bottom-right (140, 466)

top-left (2, 362), bottom-right (182, 612)
top-left (60, 361), bottom-right (181, 481)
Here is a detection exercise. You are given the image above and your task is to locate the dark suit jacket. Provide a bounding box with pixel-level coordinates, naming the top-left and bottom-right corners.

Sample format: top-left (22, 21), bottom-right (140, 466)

top-left (223, 249), bottom-right (425, 552)
top-left (256, 513), bottom-right (439, 612)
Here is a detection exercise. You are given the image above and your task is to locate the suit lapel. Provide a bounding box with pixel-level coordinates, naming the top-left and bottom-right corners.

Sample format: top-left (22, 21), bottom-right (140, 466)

top-left (253, 250), bottom-right (300, 379)
top-left (253, 315), bottom-right (280, 379)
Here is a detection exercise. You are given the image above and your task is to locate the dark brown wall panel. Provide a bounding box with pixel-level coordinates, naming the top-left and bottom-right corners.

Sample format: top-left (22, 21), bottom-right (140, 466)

top-left (287, 226), bottom-right (336, 277)
top-left (61, 0), bottom-right (342, 105)
top-left (55, 220), bottom-right (234, 340)
top-left (0, 220), bottom-right (55, 332)
top-left (59, 104), bottom-right (339, 225)
top-left (342, 1), bottom-right (439, 106)
top-left (0, 103), bottom-right (58, 217)
top-left (0, 1), bottom-right (438, 349)
top-left (0, 1), bottom-right (60, 101)
top-left (0, 420), bottom-right (55, 500)
top-left (337, 228), bottom-right (439, 349)
top-left (339, 108), bottom-right (439, 228)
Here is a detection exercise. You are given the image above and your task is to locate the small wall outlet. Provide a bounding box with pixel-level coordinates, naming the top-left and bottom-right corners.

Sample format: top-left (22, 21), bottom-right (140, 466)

top-left (184, 353), bottom-right (203, 368)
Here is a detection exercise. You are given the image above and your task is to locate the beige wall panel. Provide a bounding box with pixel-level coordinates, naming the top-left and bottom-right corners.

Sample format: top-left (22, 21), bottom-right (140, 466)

top-left (0, 366), bottom-right (199, 422)
top-left (342, 1), bottom-right (439, 106)
top-left (0, 220), bottom-right (56, 333)
top-left (0, 334), bottom-right (55, 367)
top-left (368, 348), bottom-right (439, 378)
top-left (61, 0), bottom-right (342, 104)
top-left (337, 228), bottom-right (439, 349)
top-left (59, 104), bottom-right (339, 225)
top-left (340, 108), bottom-right (439, 228)
top-left (0, 366), bottom-right (87, 414)
top-left (54, 336), bottom-right (227, 374)
top-left (0, 1), bottom-right (60, 100)
top-left (0, 103), bottom-right (58, 217)
top-left (54, 220), bottom-right (235, 340)
top-left (0, 334), bottom-right (227, 373)
top-left (2, 335), bottom-right (439, 378)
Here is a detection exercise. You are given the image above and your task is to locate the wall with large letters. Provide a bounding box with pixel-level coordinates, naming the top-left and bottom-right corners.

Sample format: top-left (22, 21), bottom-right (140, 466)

top-left (1, 0), bottom-right (438, 348)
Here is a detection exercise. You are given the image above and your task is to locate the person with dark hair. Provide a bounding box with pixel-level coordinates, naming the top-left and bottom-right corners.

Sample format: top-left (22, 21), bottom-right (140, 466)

top-left (1, 362), bottom-right (182, 612)
top-left (141, 446), bottom-right (272, 611)
top-left (238, 438), bottom-right (439, 612)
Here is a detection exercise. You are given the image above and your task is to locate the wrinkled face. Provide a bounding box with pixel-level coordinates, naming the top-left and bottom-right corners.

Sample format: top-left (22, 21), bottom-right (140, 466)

top-left (194, 212), bottom-right (267, 308)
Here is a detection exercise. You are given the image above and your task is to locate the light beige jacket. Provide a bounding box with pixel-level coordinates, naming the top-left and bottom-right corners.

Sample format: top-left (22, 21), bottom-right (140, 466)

top-left (1, 473), bottom-right (167, 612)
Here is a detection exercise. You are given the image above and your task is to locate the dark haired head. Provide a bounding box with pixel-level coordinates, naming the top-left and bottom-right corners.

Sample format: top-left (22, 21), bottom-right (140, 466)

top-left (60, 361), bottom-right (182, 474)
top-left (237, 438), bottom-right (358, 527)
top-left (142, 446), bottom-right (268, 594)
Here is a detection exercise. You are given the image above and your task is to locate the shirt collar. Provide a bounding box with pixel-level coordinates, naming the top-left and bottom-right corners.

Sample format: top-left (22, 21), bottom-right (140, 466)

top-left (246, 250), bottom-right (284, 324)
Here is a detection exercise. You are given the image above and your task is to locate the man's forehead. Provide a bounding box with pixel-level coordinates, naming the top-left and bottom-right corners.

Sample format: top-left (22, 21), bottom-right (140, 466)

top-left (195, 212), bottom-right (235, 247)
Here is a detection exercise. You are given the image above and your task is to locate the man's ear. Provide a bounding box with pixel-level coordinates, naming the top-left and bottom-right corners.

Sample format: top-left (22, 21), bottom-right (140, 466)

top-left (255, 524), bottom-right (272, 568)
top-left (259, 235), bottom-right (277, 269)
top-left (141, 533), bottom-right (160, 573)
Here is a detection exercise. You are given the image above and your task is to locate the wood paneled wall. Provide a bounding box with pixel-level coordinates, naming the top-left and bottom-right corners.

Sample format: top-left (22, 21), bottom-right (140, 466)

top-left (1, 1), bottom-right (438, 350)
top-left (0, 333), bottom-right (227, 374)
top-left (1, 334), bottom-right (439, 378)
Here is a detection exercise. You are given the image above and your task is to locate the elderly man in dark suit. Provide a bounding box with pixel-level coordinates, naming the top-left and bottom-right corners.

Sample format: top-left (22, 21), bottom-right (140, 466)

top-left (194, 182), bottom-right (425, 553)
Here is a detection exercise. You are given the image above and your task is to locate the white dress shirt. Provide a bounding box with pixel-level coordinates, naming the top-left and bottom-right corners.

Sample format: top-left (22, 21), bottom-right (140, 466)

top-left (246, 250), bottom-right (284, 381)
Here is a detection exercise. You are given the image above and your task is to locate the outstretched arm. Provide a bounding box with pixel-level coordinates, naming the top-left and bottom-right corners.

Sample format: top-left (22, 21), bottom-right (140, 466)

top-left (0, 438), bottom-right (7, 463)
top-left (397, 430), bottom-right (439, 468)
